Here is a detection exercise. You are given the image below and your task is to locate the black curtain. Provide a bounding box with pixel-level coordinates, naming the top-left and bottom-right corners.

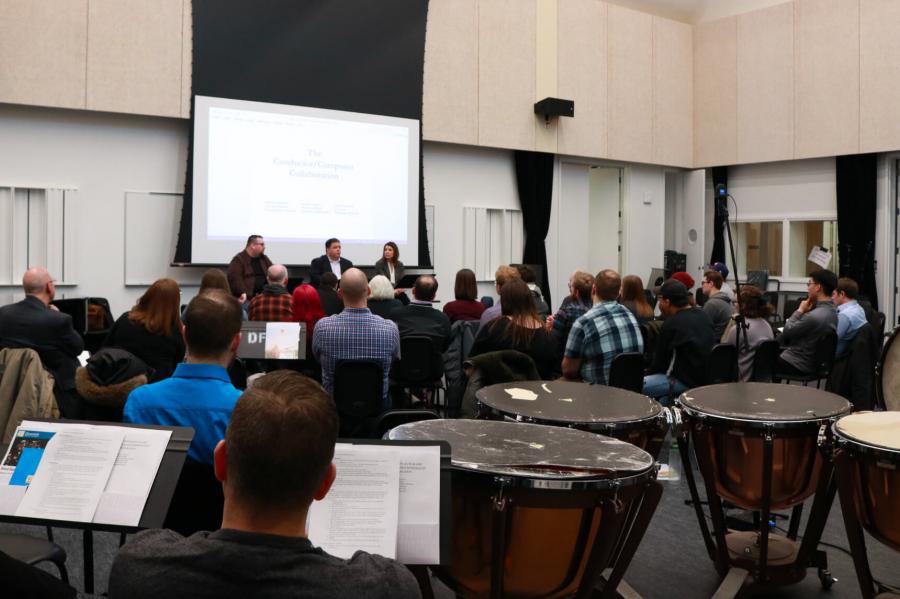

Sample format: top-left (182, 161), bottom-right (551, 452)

top-left (709, 166), bottom-right (728, 265)
top-left (515, 151), bottom-right (555, 308)
top-left (836, 154), bottom-right (878, 309)
top-left (175, 0), bottom-right (430, 266)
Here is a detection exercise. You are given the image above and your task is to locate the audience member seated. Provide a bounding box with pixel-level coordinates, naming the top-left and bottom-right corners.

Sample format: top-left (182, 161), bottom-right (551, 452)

top-left (389, 276), bottom-right (451, 353)
top-left (109, 371), bottom-right (420, 599)
top-left (701, 270), bottom-right (735, 340)
top-left (546, 270), bottom-right (594, 356)
top-left (833, 277), bottom-right (867, 358)
top-left (227, 235), bottom-right (272, 304)
top-left (478, 265), bottom-right (521, 329)
top-left (123, 290), bottom-right (243, 465)
top-left (247, 265), bottom-right (293, 322)
top-left (312, 269), bottom-right (400, 407)
top-left (291, 283), bottom-right (326, 358)
top-left (778, 269), bottom-right (838, 377)
top-left (470, 279), bottom-right (559, 379)
top-left (0, 267), bottom-right (84, 418)
top-left (443, 268), bottom-right (486, 323)
top-left (317, 272), bottom-right (343, 316)
top-left (642, 280), bottom-right (715, 403)
top-left (619, 274), bottom-right (654, 325)
top-left (710, 261), bottom-right (735, 301)
top-left (103, 278), bottom-right (185, 382)
top-left (722, 285), bottom-right (775, 381)
top-left (515, 264), bottom-right (550, 320)
top-left (670, 271), bottom-right (696, 306)
top-left (367, 275), bottom-right (403, 318)
top-left (562, 270), bottom-right (643, 385)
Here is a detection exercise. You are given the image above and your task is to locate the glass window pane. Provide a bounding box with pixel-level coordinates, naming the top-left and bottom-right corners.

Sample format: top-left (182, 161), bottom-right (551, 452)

top-left (788, 220), bottom-right (838, 277)
top-left (734, 221), bottom-right (783, 277)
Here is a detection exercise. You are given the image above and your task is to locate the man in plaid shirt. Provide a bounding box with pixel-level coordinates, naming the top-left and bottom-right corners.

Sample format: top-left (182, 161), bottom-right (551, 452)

top-left (313, 268), bottom-right (400, 407)
top-left (248, 265), bottom-right (293, 322)
top-left (562, 269), bottom-right (643, 385)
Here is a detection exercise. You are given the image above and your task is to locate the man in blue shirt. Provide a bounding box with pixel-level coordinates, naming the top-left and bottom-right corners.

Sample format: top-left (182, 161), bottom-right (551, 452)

top-left (833, 277), bottom-right (868, 357)
top-left (563, 270), bottom-right (643, 385)
top-left (124, 290), bottom-right (243, 465)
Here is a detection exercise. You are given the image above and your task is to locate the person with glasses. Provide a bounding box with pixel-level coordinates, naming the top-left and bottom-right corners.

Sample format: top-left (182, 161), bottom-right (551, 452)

top-left (777, 269), bottom-right (838, 376)
top-left (227, 235), bottom-right (273, 304)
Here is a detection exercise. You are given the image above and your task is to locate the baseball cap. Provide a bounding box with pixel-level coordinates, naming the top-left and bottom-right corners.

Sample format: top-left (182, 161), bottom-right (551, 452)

top-left (658, 279), bottom-right (689, 302)
top-left (711, 262), bottom-right (729, 278)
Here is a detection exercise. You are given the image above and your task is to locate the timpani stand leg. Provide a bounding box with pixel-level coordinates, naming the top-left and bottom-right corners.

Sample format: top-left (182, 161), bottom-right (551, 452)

top-left (490, 493), bottom-right (509, 599)
top-left (83, 528), bottom-right (94, 594)
top-left (756, 431), bottom-right (775, 583)
top-left (710, 567), bottom-right (749, 599)
top-left (677, 432), bottom-right (717, 561)
top-left (786, 504), bottom-right (803, 540)
top-left (408, 566), bottom-right (436, 599)
top-left (692, 428), bottom-right (734, 576)
top-left (834, 450), bottom-right (877, 599)
top-left (795, 460), bottom-right (837, 584)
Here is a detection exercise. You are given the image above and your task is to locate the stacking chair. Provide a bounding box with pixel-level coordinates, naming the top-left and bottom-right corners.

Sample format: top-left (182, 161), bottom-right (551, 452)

top-left (0, 533), bottom-right (68, 582)
top-left (333, 360), bottom-right (385, 437)
top-left (372, 409), bottom-right (439, 439)
top-left (163, 458), bottom-right (224, 536)
top-left (776, 331), bottom-right (838, 389)
top-left (750, 339), bottom-right (779, 383)
top-left (706, 343), bottom-right (739, 384)
top-left (608, 352), bottom-right (645, 393)
top-left (391, 336), bottom-right (445, 408)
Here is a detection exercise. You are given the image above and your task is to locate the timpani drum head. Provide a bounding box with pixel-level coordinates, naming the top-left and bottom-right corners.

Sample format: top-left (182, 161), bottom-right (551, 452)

top-left (835, 411), bottom-right (900, 452)
top-left (679, 383), bottom-right (850, 423)
top-left (475, 380), bottom-right (659, 425)
top-left (388, 419), bottom-right (654, 480)
top-left (877, 325), bottom-right (900, 411)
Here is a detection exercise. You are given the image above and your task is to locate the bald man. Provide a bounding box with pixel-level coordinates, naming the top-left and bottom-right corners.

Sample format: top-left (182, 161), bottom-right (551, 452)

top-left (247, 264), bottom-right (293, 322)
top-left (0, 268), bottom-right (85, 417)
top-left (312, 268), bottom-right (400, 407)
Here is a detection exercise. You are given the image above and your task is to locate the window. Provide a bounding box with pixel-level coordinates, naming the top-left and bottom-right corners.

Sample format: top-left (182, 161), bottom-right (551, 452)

top-left (732, 219), bottom-right (837, 280)
top-left (735, 221), bottom-right (783, 277)
top-left (788, 220), bottom-right (838, 277)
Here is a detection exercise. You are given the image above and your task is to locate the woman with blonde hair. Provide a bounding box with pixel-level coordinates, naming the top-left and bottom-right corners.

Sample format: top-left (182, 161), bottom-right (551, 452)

top-left (103, 278), bottom-right (185, 382)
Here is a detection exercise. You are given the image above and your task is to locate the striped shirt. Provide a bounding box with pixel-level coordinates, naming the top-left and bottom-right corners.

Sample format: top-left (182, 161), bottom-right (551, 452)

top-left (564, 300), bottom-right (643, 385)
top-left (312, 307), bottom-right (400, 400)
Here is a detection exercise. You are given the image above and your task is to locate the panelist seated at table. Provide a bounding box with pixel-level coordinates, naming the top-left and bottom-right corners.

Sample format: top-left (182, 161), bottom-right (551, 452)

top-left (109, 371), bottom-right (421, 599)
top-left (123, 290), bottom-right (243, 466)
top-left (309, 238), bottom-right (353, 288)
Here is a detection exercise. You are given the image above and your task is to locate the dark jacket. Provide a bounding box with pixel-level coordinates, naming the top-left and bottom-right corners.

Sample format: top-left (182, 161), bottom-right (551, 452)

top-left (317, 286), bottom-right (343, 316)
top-left (309, 255), bottom-right (353, 287)
top-left (368, 298), bottom-right (403, 319)
top-left (227, 250), bottom-right (273, 299)
top-left (648, 307), bottom-right (716, 388)
top-left (373, 259), bottom-right (406, 287)
top-left (388, 302), bottom-right (451, 352)
top-left (103, 313), bottom-right (185, 382)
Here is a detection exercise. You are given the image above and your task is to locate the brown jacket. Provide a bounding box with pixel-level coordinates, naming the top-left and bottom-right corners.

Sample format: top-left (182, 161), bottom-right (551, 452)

top-left (0, 347), bottom-right (60, 444)
top-left (227, 250), bottom-right (273, 299)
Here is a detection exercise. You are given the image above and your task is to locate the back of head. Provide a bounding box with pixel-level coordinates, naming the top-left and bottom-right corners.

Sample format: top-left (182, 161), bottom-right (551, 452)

top-left (810, 269), bottom-right (838, 296)
top-left (738, 285), bottom-right (771, 319)
top-left (320, 272), bottom-right (338, 290)
top-left (368, 275), bottom-right (395, 301)
top-left (199, 269), bottom-right (230, 295)
top-left (704, 270), bottom-right (724, 290)
top-left (339, 268), bottom-right (368, 303)
top-left (413, 275), bottom-right (438, 302)
top-left (711, 262), bottom-right (729, 279)
top-left (454, 268), bottom-right (478, 301)
top-left (130, 278), bottom-right (182, 336)
top-left (515, 264), bottom-right (536, 284)
top-left (494, 265), bottom-right (520, 289)
top-left (292, 284), bottom-right (324, 324)
top-left (226, 370), bottom-right (338, 510)
top-left (594, 269), bottom-right (621, 302)
top-left (659, 279), bottom-right (689, 308)
top-left (267, 264), bottom-right (288, 285)
top-left (836, 277), bottom-right (859, 300)
top-left (183, 289), bottom-right (242, 359)
top-left (500, 279), bottom-right (537, 319)
top-left (22, 267), bottom-right (52, 295)
top-left (619, 274), bottom-right (645, 302)
top-left (571, 271), bottom-right (594, 304)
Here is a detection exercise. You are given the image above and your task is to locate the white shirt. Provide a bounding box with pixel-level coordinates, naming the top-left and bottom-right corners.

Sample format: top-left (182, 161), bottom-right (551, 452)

top-left (330, 259), bottom-right (342, 278)
top-left (387, 262), bottom-right (396, 285)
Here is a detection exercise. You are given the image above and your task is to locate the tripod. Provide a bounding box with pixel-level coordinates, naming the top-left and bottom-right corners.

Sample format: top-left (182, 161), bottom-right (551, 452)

top-left (717, 190), bottom-right (749, 352)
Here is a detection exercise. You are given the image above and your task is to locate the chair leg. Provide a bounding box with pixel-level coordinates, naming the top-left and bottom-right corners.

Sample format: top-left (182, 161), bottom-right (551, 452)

top-left (54, 559), bottom-right (69, 584)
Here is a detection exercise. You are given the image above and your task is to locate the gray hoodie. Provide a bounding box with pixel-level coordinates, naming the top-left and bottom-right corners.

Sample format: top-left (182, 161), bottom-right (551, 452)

top-left (703, 291), bottom-right (735, 340)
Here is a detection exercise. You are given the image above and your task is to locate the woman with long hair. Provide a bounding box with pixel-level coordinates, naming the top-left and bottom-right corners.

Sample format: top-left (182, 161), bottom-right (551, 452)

top-left (722, 285), bottom-right (774, 381)
top-left (103, 278), bottom-right (185, 382)
top-left (373, 241), bottom-right (406, 290)
top-left (619, 274), bottom-right (654, 324)
top-left (470, 279), bottom-right (559, 378)
top-left (291, 283), bottom-right (326, 346)
top-left (443, 268), bottom-right (485, 322)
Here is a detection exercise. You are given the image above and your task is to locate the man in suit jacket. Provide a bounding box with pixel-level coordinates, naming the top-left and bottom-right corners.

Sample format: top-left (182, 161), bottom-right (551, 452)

top-left (309, 238), bottom-right (353, 287)
top-left (388, 275), bottom-right (451, 356)
top-left (0, 268), bottom-right (85, 418)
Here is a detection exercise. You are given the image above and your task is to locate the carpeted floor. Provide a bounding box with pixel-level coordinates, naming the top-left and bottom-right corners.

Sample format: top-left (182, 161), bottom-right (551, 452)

top-left (2, 443), bottom-right (898, 598)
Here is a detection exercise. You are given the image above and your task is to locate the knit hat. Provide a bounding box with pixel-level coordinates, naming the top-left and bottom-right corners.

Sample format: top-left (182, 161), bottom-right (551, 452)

top-left (670, 271), bottom-right (695, 290)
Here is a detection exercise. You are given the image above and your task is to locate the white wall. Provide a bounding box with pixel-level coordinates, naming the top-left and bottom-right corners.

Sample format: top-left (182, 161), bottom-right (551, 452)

top-left (621, 163), bottom-right (667, 282)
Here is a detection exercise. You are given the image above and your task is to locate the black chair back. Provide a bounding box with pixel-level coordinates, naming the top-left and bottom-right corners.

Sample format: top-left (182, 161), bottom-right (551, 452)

top-left (333, 360), bottom-right (384, 437)
top-left (608, 352), bottom-right (644, 393)
top-left (750, 339), bottom-right (779, 383)
top-left (695, 288), bottom-right (707, 307)
top-left (746, 270), bottom-right (769, 291)
top-left (813, 330), bottom-right (839, 379)
top-left (393, 336), bottom-right (443, 386)
top-left (643, 288), bottom-right (657, 310)
top-left (373, 409), bottom-right (440, 439)
top-left (707, 343), bottom-right (739, 384)
top-left (830, 323), bottom-right (876, 410)
top-left (163, 458), bottom-right (224, 536)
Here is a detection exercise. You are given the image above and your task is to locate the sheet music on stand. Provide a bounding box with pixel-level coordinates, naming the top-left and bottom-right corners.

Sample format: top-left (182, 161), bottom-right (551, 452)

top-left (306, 439), bottom-right (451, 565)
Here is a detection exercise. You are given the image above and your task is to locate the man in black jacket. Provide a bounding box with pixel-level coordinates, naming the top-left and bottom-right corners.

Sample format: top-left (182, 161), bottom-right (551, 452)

top-left (227, 235), bottom-right (273, 303)
top-left (0, 268), bottom-right (84, 417)
top-left (309, 238), bottom-right (353, 287)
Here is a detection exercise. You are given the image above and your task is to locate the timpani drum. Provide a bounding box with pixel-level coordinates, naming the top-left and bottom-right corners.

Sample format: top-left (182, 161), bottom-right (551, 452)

top-left (676, 383), bottom-right (851, 593)
top-left (475, 381), bottom-right (669, 460)
top-left (832, 411), bottom-right (900, 599)
top-left (388, 419), bottom-right (661, 599)
top-left (875, 324), bottom-right (900, 411)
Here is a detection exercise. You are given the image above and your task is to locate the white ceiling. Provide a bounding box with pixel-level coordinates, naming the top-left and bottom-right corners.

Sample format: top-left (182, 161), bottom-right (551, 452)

top-left (606, 0), bottom-right (792, 24)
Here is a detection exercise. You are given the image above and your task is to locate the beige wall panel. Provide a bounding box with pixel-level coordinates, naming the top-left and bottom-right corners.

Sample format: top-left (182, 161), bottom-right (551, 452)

top-left (693, 17), bottom-right (737, 167)
top-left (87, 0), bottom-right (183, 117)
top-left (478, 0), bottom-right (536, 150)
top-left (557, 0), bottom-right (607, 158)
top-left (736, 2), bottom-right (793, 164)
top-left (0, 0), bottom-right (87, 109)
top-left (607, 4), bottom-right (652, 163)
top-left (860, 0), bottom-right (900, 153)
top-left (794, 0), bottom-right (859, 158)
top-left (652, 16), bottom-right (692, 167)
top-left (423, 0), bottom-right (478, 144)
top-left (181, 0), bottom-right (192, 119)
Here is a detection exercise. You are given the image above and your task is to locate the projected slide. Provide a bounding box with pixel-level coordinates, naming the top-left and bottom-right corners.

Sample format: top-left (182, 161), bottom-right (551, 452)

top-left (192, 96), bottom-right (420, 265)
